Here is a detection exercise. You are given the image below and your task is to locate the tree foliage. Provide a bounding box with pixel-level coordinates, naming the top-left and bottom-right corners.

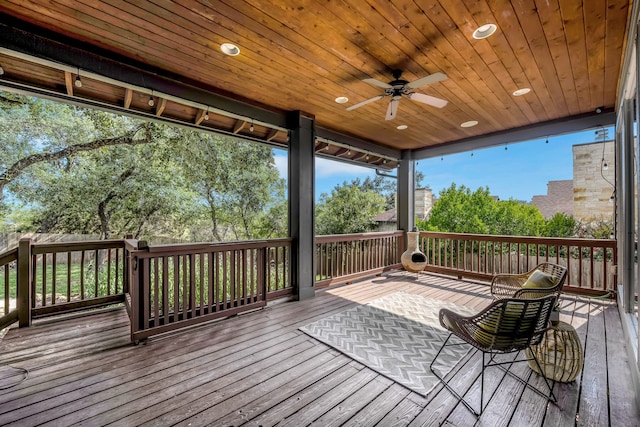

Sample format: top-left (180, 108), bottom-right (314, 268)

top-left (315, 182), bottom-right (386, 235)
top-left (544, 212), bottom-right (578, 237)
top-left (0, 92), bottom-right (287, 241)
top-left (418, 183), bottom-right (546, 236)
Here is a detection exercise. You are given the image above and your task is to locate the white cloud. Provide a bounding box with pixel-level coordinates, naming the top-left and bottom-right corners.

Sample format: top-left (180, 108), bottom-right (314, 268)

top-left (273, 154), bottom-right (288, 179)
top-left (315, 157), bottom-right (373, 178)
top-left (273, 154), bottom-right (376, 180)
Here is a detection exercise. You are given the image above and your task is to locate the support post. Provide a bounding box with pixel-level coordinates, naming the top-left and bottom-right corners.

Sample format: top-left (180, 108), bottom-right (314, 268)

top-left (397, 150), bottom-right (415, 233)
top-left (623, 99), bottom-right (635, 312)
top-left (17, 238), bottom-right (32, 327)
top-left (287, 111), bottom-right (315, 300)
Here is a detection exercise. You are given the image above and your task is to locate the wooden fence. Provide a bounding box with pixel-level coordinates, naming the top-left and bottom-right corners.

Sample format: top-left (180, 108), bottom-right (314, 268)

top-left (418, 231), bottom-right (617, 296)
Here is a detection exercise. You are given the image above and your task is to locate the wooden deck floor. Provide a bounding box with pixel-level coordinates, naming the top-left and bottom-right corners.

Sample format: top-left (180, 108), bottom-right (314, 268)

top-left (0, 272), bottom-right (638, 426)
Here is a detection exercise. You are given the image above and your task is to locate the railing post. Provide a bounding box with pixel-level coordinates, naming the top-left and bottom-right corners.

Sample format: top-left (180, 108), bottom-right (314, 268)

top-left (17, 238), bottom-right (32, 328)
top-left (260, 247), bottom-right (268, 302)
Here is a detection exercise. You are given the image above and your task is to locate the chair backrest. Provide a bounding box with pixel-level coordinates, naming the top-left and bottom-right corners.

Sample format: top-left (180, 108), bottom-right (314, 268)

top-left (513, 262), bottom-right (567, 300)
top-left (458, 295), bottom-right (556, 353)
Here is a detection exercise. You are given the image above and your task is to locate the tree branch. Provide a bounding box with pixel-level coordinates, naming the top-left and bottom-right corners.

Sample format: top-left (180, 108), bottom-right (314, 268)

top-left (0, 123), bottom-right (149, 192)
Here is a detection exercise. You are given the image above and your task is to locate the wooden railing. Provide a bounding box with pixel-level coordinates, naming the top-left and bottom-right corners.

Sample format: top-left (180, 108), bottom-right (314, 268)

top-left (127, 238), bottom-right (291, 342)
top-left (0, 247), bottom-right (18, 330)
top-left (0, 238), bottom-right (129, 329)
top-left (1, 231), bottom-right (616, 338)
top-left (418, 231), bottom-right (617, 296)
top-left (315, 231), bottom-right (404, 288)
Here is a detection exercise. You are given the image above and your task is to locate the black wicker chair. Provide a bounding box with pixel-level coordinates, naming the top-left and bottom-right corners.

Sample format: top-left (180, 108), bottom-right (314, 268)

top-left (491, 262), bottom-right (567, 301)
top-left (429, 295), bottom-right (557, 417)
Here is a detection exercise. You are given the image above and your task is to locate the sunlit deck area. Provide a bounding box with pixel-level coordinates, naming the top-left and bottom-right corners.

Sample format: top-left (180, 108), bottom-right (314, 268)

top-left (0, 271), bottom-right (637, 426)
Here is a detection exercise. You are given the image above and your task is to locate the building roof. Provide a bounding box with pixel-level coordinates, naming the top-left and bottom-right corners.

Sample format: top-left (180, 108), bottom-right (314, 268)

top-left (531, 180), bottom-right (574, 219)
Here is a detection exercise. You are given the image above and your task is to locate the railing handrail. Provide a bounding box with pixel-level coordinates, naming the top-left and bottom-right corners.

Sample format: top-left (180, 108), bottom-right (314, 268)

top-left (0, 247), bottom-right (18, 265)
top-left (30, 239), bottom-right (127, 254)
top-left (420, 231), bottom-right (616, 248)
top-left (315, 230), bottom-right (404, 243)
top-left (130, 237), bottom-right (293, 257)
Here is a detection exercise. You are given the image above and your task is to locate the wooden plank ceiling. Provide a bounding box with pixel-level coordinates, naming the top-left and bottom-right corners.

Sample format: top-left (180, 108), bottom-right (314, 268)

top-left (0, 0), bottom-right (632, 166)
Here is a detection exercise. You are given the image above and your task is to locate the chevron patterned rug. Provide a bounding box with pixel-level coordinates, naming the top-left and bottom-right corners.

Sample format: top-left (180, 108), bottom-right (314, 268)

top-left (299, 292), bottom-right (478, 396)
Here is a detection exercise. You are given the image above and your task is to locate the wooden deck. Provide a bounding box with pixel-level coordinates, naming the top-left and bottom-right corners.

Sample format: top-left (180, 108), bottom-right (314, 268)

top-left (0, 271), bottom-right (638, 426)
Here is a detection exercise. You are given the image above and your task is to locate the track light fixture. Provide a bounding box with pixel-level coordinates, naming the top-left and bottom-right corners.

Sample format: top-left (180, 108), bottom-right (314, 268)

top-left (204, 107), bottom-right (209, 120)
top-left (250, 120), bottom-right (254, 132)
top-left (148, 95), bottom-right (154, 107)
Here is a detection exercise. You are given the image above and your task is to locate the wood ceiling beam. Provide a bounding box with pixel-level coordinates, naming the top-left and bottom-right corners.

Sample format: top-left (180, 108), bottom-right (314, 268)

top-left (316, 127), bottom-right (401, 160)
top-left (63, 71), bottom-right (73, 96)
top-left (266, 129), bottom-right (279, 141)
top-left (0, 15), bottom-right (288, 130)
top-left (233, 120), bottom-right (247, 134)
top-left (413, 110), bottom-right (617, 160)
top-left (123, 88), bottom-right (133, 109)
top-left (194, 109), bottom-right (206, 125)
top-left (155, 97), bottom-right (166, 116)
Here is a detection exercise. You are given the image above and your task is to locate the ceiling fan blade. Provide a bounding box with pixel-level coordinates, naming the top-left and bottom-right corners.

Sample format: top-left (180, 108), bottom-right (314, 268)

top-left (385, 99), bottom-right (399, 120)
top-left (363, 78), bottom-right (392, 89)
top-left (346, 95), bottom-right (384, 111)
top-left (407, 92), bottom-right (448, 108)
top-left (405, 72), bottom-right (448, 89)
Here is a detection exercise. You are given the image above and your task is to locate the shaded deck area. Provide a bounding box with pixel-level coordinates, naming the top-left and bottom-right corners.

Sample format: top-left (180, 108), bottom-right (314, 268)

top-left (0, 272), bottom-right (637, 426)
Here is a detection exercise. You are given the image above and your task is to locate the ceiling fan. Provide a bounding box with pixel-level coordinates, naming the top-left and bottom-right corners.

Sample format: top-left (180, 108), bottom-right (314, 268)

top-left (346, 69), bottom-right (448, 120)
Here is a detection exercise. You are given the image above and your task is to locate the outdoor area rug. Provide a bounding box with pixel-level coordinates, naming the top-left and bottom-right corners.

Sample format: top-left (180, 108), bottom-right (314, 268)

top-left (299, 292), bottom-right (478, 396)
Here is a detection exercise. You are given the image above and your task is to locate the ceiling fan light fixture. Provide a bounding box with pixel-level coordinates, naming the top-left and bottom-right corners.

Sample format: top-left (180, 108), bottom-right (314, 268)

top-left (512, 88), bottom-right (531, 96)
top-left (461, 120), bottom-right (478, 128)
top-left (396, 125), bottom-right (408, 130)
top-left (220, 43), bottom-right (240, 56)
top-left (472, 23), bottom-right (497, 39)
top-left (335, 96), bottom-right (349, 104)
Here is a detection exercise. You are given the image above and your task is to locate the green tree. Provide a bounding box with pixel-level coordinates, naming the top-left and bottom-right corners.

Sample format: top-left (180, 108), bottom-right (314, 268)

top-left (174, 134), bottom-right (287, 241)
top-left (544, 212), bottom-right (577, 237)
top-left (419, 183), bottom-right (545, 236)
top-left (316, 183), bottom-right (386, 235)
top-left (1, 92), bottom-right (287, 241)
top-left (421, 184), bottom-right (492, 233)
top-left (489, 200), bottom-right (545, 236)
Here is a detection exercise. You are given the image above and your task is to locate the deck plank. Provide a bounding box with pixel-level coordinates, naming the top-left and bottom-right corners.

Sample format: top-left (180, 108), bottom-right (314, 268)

top-left (0, 272), bottom-right (637, 426)
top-left (576, 299), bottom-right (609, 426)
top-left (604, 304), bottom-right (640, 426)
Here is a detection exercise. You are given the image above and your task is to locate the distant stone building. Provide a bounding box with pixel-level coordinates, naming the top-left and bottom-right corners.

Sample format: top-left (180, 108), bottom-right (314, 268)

top-left (374, 188), bottom-right (432, 231)
top-left (530, 139), bottom-right (615, 223)
top-left (572, 140), bottom-right (616, 222)
top-left (531, 180), bottom-right (574, 219)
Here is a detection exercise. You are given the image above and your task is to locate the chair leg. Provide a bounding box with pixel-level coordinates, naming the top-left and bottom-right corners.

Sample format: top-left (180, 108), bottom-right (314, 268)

top-left (490, 351), bottom-right (557, 403)
top-left (528, 351), bottom-right (558, 403)
top-left (430, 333), bottom-right (482, 417)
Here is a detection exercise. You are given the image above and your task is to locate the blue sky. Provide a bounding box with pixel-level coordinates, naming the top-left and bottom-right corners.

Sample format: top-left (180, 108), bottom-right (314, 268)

top-left (273, 127), bottom-right (614, 202)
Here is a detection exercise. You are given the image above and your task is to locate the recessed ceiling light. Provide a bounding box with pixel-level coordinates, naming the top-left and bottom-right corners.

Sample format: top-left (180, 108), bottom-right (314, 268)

top-left (513, 88), bottom-right (531, 96)
top-left (396, 125), bottom-right (408, 130)
top-left (461, 120), bottom-right (479, 128)
top-left (220, 43), bottom-right (240, 56)
top-left (472, 24), bottom-right (497, 39)
top-left (335, 96), bottom-right (349, 104)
